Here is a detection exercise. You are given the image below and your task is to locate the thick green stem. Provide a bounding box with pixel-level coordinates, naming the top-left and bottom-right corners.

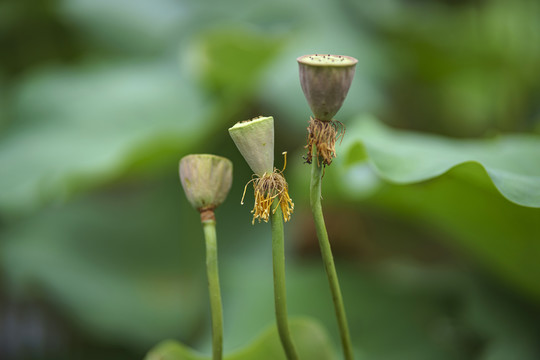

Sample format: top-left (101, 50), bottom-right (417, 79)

top-left (310, 153), bottom-right (354, 360)
top-left (270, 206), bottom-right (299, 360)
top-left (202, 219), bottom-right (223, 360)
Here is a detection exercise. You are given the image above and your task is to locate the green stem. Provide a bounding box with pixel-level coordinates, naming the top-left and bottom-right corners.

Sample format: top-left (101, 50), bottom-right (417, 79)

top-left (270, 206), bottom-right (299, 360)
top-left (202, 219), bottom-right (223, 360)
top-left (310, 153), bottom-right (354, 360)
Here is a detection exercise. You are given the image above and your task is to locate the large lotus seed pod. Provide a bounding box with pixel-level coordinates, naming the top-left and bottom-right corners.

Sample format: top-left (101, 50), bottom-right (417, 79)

top-left (297, 54), bottom-right (358, 121)
top-left (179, 154), bottom-right (233, 211)
top-left (228, 116), bottom-right (274, 176)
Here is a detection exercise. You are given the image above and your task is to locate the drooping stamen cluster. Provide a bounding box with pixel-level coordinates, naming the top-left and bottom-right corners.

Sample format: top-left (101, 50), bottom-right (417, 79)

top-left (242, 169), bottom-right (294, 225)
top-left (305, 117), bottom-right (345, 166)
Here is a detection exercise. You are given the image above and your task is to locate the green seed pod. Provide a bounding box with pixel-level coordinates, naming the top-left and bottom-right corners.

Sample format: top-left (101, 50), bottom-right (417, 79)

top-left (297, 54), bottom-right (358, 121)
top-left (228, 116), bottom-right (274, 176)
top-left (179, 154), bottom-right (233, 211)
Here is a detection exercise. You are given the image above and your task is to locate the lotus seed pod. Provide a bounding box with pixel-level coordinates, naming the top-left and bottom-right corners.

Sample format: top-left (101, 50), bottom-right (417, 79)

top-left (179, 154), bottom-right (233, 211)
top-left (228, 116), bottom-right (274, 176)
top-left (297, 54), bottom-right (358, 121)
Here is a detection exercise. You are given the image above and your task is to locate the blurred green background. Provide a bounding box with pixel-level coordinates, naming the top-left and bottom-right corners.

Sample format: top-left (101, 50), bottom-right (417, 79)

top-left (1, 0), bottom-right (540, 359)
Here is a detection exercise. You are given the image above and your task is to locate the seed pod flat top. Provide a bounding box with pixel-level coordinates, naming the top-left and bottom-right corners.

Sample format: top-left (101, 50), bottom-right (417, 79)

top-left (179, 154), bottom-right (233, 212)
top-left (297, 54), bottom-right (358, 121)
top-left (228, 116), bottom-right (274, 176)
top-left (298, 54), bottom-right (357, 67)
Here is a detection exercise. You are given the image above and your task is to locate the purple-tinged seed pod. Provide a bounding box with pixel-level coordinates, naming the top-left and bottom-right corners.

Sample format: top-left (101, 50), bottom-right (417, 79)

top-left (297, 54), bottom-right (358, 122)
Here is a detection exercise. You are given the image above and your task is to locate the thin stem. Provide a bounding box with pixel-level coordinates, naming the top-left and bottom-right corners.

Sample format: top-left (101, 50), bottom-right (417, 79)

top-left (202, 219), bottom-right (223, 360)
top-left (310, 151), bottom-right (354, 360)
top-left (270, 206), bottom-right (299, 360)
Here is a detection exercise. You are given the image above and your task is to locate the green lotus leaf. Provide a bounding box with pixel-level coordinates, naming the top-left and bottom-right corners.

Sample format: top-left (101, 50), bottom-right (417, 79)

top-left (145, 317), bottom-right (336, 360)
top-left (341, 115), bottom-right (540, 208)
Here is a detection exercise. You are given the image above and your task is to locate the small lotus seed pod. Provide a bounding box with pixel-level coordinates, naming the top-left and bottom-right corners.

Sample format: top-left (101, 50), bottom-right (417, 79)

top-left (297, 54), bottom-right (358, 121)
top-left (228, 116), bottom-right (274, 176)
top-left (179, 154), bottom-right (233, 212)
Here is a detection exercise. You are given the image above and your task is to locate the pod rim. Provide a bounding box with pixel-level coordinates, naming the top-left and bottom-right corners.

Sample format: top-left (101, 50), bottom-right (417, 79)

top-left (297, 54), bottom-right (358, 67)
top-left (228, 115), bottom-right (273, 131)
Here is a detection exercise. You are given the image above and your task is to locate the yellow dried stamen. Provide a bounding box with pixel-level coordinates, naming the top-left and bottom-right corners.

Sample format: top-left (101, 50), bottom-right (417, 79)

top-left (278, 183), bottom-right (294, 222)
top-left (240, 152), bottom-right (294, 224)
top-left (242, 169), bottom-right (294, 225)
top-left (304, 117), bottom-right (345, 166)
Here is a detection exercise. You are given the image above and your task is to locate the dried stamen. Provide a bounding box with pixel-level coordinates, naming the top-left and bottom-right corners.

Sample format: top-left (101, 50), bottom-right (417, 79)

top-left (304, 117), bottom-right (345, 166)
top-left (241, 167), bottom-right (294, 224)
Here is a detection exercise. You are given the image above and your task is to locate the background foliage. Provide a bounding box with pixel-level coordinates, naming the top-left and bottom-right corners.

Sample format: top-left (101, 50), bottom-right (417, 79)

top-left (1, 0), bottom-right (539, 359)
